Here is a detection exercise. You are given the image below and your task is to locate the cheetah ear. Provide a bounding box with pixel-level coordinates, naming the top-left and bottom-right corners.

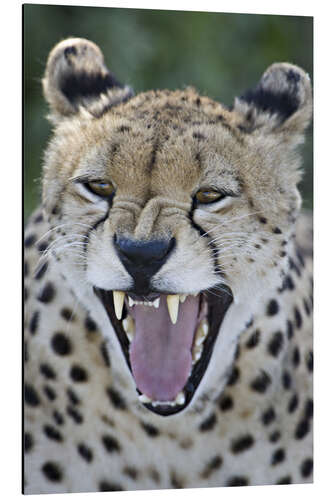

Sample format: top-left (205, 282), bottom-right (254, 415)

top-left (233, 63), bottom-right (312, 139)
top-left (42, 38), bottom-right (134, 122)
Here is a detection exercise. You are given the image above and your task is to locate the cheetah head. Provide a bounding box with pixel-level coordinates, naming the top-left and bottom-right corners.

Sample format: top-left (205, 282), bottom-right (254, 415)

top-left (41, 38), bottom-right (312, 416)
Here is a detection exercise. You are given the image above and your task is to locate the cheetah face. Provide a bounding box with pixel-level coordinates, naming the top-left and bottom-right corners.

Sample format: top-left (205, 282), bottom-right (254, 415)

top-left (42, 38), bottom-right (312, 415)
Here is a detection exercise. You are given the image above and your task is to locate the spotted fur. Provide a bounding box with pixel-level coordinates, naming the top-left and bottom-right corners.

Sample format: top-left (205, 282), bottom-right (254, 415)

top-left (24, 38), bottom-right (313, 493)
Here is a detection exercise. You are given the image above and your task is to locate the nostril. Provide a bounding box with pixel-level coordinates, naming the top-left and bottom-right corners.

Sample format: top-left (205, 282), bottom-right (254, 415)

top-left (114, 236), bottom-right (175, 265)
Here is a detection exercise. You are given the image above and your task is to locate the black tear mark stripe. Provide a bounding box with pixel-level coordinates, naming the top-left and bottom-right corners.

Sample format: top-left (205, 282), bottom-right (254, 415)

top-left (82, 203), bottom-right (113, 271)
top-left (188, 199), bottom-right (222, 276)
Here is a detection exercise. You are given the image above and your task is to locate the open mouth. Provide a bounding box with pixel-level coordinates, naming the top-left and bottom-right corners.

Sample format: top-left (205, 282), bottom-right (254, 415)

top-left (94, 286), bottom-right (233, 416)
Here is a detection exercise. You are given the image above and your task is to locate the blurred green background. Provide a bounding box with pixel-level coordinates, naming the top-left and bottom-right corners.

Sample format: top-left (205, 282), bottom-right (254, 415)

top-left (24, 5), bottom-right (313, 219)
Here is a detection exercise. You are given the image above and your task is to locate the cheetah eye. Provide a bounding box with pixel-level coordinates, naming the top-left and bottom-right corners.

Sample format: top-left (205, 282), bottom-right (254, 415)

top-left (195, 189), bottom-right (227, 205)
top-left (86, 181), bottom-right (115, 198)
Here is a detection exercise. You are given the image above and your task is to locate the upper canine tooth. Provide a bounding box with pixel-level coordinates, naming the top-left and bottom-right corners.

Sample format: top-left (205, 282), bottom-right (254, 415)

top-left (179, 294), bottom-right (187, 303)
top-left (167, 295), bottom-right (180, 324)
top-left (113, 291), bottom-right (125, 320)
top-left (153, 297), bottom-right (160, 308)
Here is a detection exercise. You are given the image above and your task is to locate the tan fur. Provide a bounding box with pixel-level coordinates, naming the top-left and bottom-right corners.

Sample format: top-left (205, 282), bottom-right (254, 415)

top-left (24, 38), bottom-right (313, 493)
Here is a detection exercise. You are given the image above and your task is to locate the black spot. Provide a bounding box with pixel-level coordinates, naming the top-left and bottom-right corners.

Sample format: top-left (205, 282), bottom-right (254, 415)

top-left (259, 217), bottom-right (267, 224)
top-left (201, 455), bottom-right (223, 478)
top-left (66, 405), bottom-right (83, 424)
top-left (24, 234), bottom-right (36, 247)
top-left (34, 213), bottom-right (43, 223)
top-left (106, 387), bottom-right (127, 410)
top-left (271, 448), bottom-right (285, 465)
top-left (295, 419), bottom-right (310, 440)
top-left (42, 462), bottom-right (62, 482)
top-left (227, 366), bottom-right (240, 386)
top-left (29, 311), bottom-right (39, 334)
top-left (100, 342), bottom-right (111, 367)
top-left (288, 393), bottom-right (299, 413)
top-left (67, 388), bottom-right (80, 405)
top-left (170, 471), bottom-right (184, 488)
top-left (99, 481), bottom-right (123, 492)
top-left (61, 308), bottom-right (75, 321)
top-left (85, 315), bottom-right (97, 331)
top-left (282, 371), bottom-right (292, 390)
top-left (246, 329), bottom-right (261, 348)
top-left (227, 476), bottom-right (248, 486)
top-left (51, 332), bottom-right (72, 356)
top-left (37, 282), bottom-right (55, 303)
top-left (267, 331), bottom-right (284, 357)
top-left (40, 363), bottom-right (56, 380)
top-left (276, 476), bottom-right (292, 484)
top-left (250, 371), bottom-right (271, 393)
top-left (279, 275), bottom-right (294, 292)
top-left (102, 434), bottom-right (121, 452)
top-left (199, 413), bottom-right (217, 432)
top-left (35, 262), bottom-right (48, 280)
top-left (286, 320), bottom-right (294, 339)
top-left (262, 407), bottom-right (276, 426)
top-left (195, 97), bottom-right (201, 106)
top-left (303, 298), bottom-right (311, 316)
top-left (118, 125), bottom-right (131, 133)
top-left (37, 241), bottom-right (48, 253)
top-left (294, 307), bottom-right (302, 329)
top-left (273, 227), bottom-right (282, 234)
top-left (123, 466), bottom-right (138, 480)
top-left (141, 422), bottom-right (160, 437)
top-left (292, 346), bottom-right (300, 367)
top-left (44, 424), bottom-right (63, 442)
top-left (78, 443), bottom-right (93, 463)
top-left (306, 351), bottom-right (313, 372)
top-left (24, 432), bottom-right (33, 452)
top-left (267, 299), bottom-right (279, 316)
top-left (70, 365), bottom-right (88, 382)
top-left (269, 430), bottom-right (281, 443)
top-left (43, 385), bottom-right (56, 401)
top-left (53, 410), bottom-right (64, 426)
top-left (231, 434), bottom-right (254, 454)
top-left (219, 394), bottom-right (234, 412)
top-left (192, 132), bottom-right (206, 140)
top-left (24, 384), bottom-right (40, 407)
top-left (300, 458), bottom-right (313, 478)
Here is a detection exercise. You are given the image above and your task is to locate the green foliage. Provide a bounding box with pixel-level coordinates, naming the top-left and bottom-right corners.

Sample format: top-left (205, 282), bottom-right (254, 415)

top-left (24, 5), bottom-right (313, 218)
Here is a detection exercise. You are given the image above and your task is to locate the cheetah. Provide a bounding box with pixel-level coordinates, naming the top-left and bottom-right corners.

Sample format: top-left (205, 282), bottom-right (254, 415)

top-left (24, 38), bottom-right (313, 493)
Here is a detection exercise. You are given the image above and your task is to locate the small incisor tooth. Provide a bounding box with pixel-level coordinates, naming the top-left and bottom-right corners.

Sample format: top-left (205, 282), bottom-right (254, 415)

top-left (179, 294), bottom-right (187, 303)
top-left (153, 297), bottom-right (160, 308)
top-left (113, 291), bottom-right (125, 320)
top-left (167, 294), bottom-right (180, 324)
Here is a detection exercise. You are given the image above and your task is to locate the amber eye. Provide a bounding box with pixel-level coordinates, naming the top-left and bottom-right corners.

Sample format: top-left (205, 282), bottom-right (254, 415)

top-left (195, 189), bottom-right (226, 204)
top-left (86, 181), bottom-right (115, 198)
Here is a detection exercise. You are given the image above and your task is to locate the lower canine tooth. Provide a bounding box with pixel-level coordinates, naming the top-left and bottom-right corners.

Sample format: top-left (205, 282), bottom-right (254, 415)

top-left (138, 394), bottom-right (152, 403)
top-left (113, 291), bottom-right (125, 320)
top-left (192, 344), bottom-right (203, 364)
top-left (195, 319), bottom-right (209, 346)
top-left (167, 294), bottom-right (180, 324)
top-left (122, 316), bottom-right (135, 342)
top-left (175, 391), bottom-right (185, 405)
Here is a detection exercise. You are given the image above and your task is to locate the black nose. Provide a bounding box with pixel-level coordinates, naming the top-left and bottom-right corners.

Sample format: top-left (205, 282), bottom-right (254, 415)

top-left (113, 236), bottom-right (176, 293)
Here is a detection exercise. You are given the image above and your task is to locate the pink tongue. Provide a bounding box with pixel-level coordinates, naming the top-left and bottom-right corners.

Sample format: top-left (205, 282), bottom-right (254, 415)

top-left (129, 296), bottom-right (200, 401)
